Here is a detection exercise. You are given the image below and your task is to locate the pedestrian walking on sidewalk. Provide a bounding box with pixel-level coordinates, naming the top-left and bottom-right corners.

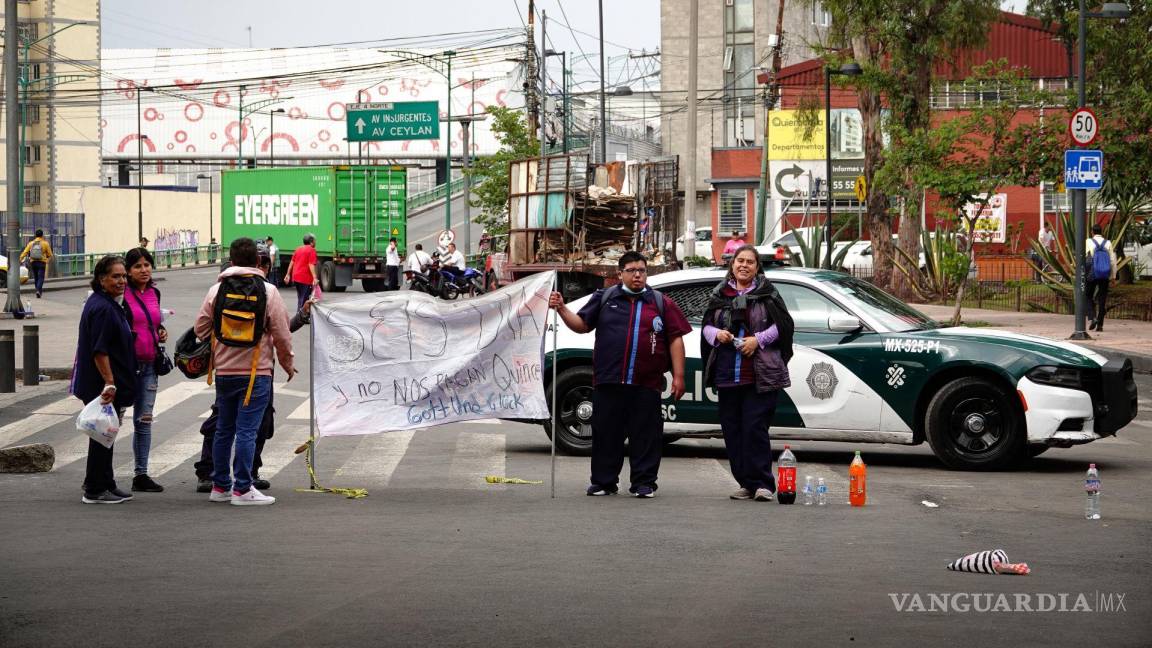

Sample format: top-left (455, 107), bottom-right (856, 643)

top-left (701, 245), bottom-right (794, 502)
top-left (18, 229), bottom-right (53, 298)
top-left (283, 234), bottom-right (319, 310)
top-left (71, 255), bottom-right (138, 504)
top-left (195, 238), bottom-right (294, 506)
top-left (123, 247), bottom-right (169, 493)
top-left (549, 251), bottom-right (690, 498)
top-left (1085, 224), bottom-right (1117, 332)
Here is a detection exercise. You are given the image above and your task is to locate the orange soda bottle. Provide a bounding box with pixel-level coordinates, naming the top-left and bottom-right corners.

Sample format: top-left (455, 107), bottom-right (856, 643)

top-left (849, 451), bottom-right (867, 507)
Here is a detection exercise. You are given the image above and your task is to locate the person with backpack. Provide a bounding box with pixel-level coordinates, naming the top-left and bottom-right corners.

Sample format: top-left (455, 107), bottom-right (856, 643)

top-left (548, 251), bottom-right (690, 498)
top-left (192, 252), bottom-right (312, 493)
top-left (405, 243), bottom-right (432, 286)
top-left (1085, 224), bottom-right (1118, 332)
top-left (123, 247), bottom-right (169, 493)
top-left (700, 245), bottom-right (795, 502)
top-left (194, 237), bottom-right (294, 506)
top-left (19, 229), bottom-right (53, 298)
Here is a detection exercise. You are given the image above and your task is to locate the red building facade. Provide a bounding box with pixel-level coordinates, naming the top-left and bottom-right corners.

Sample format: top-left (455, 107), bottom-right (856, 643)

top-left (705, 11), bottom-right (1074, 263)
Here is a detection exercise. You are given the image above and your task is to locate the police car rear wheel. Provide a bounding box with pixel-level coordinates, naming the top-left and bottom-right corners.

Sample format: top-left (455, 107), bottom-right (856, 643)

top-left (544, 366), bottom-right (594, 455)
top-left (925, 377), bottom-right (1024, 470)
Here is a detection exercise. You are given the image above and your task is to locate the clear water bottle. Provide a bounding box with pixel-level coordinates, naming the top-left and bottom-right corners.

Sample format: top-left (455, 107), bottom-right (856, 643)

top-left (1085, 464), bottom-right (1101, 520)
top-left (816, 478), bottom-right (828, 506)
top-left (802, 475), bottom-right (814, 506)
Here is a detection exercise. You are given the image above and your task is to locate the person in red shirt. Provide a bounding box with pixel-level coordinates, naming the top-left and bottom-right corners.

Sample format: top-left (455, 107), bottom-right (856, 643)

top-left (549, 251), bottom-right (690, 498)
top-left (283, 234), bottom-right (319, 310)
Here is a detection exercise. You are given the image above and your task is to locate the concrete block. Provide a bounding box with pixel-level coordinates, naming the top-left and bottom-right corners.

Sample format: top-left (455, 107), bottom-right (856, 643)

top-left (0, 443), bottom-right (55, 473)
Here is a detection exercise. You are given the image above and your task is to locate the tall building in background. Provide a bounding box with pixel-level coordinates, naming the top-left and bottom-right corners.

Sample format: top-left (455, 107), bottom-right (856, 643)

top-left (0, 0), bottom-right (101, 218)
top-left (660, 0), bottom-right (824, 243)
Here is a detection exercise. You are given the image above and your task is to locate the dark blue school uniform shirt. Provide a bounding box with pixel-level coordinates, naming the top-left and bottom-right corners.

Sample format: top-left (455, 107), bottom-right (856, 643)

top-left (71, 291), bottom-right (137, 408)
top-left (576, 285), bottom-right (692, 392)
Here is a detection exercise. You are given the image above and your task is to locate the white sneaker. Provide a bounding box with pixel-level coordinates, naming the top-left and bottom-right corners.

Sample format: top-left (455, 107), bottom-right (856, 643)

top-left (754, 488), bottom-right (774, 502)
top-left (231, 487), bottom-right (276, 506)
top-left (209, 486), bottom-right (232, 503)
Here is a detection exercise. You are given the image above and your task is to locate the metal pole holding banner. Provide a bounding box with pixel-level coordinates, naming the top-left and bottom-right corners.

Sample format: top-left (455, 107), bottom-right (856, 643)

top-left (308, 311), bottom-right (318, 490)
top-left (550, 272), bottom-right (559, 499)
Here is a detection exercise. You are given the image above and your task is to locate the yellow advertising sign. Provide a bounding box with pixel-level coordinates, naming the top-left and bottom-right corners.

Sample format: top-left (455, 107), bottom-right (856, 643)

top-left (767, 110), bottom-right (827, 160)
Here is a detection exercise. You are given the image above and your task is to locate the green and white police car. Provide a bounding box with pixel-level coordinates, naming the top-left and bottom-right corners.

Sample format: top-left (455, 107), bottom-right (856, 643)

top-left (544, 267), bottom-right (1138, 470)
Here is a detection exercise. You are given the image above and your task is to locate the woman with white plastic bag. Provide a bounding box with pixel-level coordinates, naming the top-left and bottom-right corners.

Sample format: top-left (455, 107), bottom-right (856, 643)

top-left (70, 255), bottom-right (138, 504)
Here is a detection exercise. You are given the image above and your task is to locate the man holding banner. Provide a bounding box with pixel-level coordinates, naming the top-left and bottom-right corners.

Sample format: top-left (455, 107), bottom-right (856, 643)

top-left (549, 252), bottom-right (689, 498)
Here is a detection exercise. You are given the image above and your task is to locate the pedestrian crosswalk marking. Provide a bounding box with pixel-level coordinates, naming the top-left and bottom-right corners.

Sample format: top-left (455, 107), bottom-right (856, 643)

top-left (447, 432), bottom-right (506, 490)
top-left (252, 424), bottom-right (311, 479)
top-left (122, 421), bottom-right (209, 479)
top-left (0, 396), bottom-right (80, 449)
top-left (52, 382), bottom-right (214, 470)
top-left (333, 431), bottom-right (415, 485)
top-left (287, 400), bottom-right (310, 420)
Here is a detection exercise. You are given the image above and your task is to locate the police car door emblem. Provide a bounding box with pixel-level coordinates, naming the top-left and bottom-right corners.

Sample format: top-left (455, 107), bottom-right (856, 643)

top-left (886, 365), bottom-right (906, 387)
top-left (806, 362), bottom-right (838, 400)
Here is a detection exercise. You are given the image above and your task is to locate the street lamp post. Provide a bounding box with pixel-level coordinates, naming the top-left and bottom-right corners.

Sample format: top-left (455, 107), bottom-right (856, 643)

top-left (824, 62), bottom-right (862, 270)
top-left (1072, 1), bottom-right (1131, 339)
top-left (380, 49), bottom-right (457, 232)
top-left (5, 18), bottom-right (88, 312)
top-left (269, 108), bottom-right (285, 167)
top-left (136, 85), bottom-right (152, 243)
top-left (196, 173), bottom-right (214, 247)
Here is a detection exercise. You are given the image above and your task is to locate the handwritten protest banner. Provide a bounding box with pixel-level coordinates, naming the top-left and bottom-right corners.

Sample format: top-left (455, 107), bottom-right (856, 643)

top-left (311, 271), bottom-right (555, 436)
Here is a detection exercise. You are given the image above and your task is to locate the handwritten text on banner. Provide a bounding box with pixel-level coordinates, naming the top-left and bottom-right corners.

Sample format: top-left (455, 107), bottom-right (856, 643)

top-left (311, 271), bottom-right (555, 435)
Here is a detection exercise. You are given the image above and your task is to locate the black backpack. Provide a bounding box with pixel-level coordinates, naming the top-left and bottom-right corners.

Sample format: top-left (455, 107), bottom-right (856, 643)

top-left (212, 274), bottom-right (267, 348)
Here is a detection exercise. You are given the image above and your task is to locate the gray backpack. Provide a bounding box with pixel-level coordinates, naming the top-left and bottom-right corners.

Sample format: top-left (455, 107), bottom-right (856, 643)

top-left (29, 240), bottom-right (44, 261)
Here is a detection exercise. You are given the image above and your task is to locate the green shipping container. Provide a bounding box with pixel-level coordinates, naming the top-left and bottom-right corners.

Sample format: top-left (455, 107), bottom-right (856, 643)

top-left (220, 166), bottom-right (407, 291)
top-left (221, 165), bottom-right (407, 257)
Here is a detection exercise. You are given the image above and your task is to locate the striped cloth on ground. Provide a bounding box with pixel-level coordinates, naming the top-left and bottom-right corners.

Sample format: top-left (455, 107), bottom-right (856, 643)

top-left (947, 549), bottom-right (1008, 574)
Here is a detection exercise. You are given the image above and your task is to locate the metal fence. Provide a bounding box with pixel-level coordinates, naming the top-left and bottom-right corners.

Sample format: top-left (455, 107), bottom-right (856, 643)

top-left (851, 270), bottom-right (1152, 322)
top-left (0, 211), bottom-right (85, 256)
top-left (407, 177), bottom-right (470, 212)
top-left (52, 245), bottom-right (223, 278)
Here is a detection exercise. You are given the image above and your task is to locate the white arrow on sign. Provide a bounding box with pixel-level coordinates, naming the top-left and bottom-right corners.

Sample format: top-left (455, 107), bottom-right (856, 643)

top-left (354, 117), bottom-right (366, 135)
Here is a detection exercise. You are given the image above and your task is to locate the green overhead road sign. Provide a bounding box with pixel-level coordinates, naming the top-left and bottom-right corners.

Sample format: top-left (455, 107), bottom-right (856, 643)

top-left (347, 101), bottom-right (440, 142)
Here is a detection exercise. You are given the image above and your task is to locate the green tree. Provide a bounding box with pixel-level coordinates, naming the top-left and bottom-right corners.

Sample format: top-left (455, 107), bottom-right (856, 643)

top-left (906, 62), bottom-right (1063, 324)
top-left (804, 0), bottom-right (1000, 298)
top-left (464, 106), bottom-right (538, 237)
top-left (1028, 1), bottom-right (1152, 281)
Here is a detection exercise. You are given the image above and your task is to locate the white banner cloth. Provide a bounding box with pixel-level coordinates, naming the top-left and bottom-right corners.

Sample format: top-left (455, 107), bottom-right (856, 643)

top-left (312, 271), bottom-right (555, 436)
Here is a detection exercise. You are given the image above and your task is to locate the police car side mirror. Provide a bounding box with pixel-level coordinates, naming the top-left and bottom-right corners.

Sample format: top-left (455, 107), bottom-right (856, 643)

top-left (828, 315), bottom-right (863, 333)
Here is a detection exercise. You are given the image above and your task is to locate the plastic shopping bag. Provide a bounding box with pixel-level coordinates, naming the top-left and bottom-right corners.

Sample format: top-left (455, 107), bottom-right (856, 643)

top-left (76, 397), bottom-right (120, 448)
top-left (312, 285), bottom-right (322, 302)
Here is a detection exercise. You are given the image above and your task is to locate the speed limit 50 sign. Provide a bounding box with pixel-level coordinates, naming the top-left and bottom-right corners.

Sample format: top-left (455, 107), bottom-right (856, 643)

top-left (1069, 108), bottom-right (1099, 146)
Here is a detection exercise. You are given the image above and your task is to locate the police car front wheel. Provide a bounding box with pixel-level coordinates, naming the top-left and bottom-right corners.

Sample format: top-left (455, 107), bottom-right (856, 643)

top-left (545, 366), bottom-right (595, 455)
top-left (924, 376), bottom-right (1025, 471)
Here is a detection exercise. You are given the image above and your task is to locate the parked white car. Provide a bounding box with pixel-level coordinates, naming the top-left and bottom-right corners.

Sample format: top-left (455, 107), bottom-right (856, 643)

top-left (669, 226), bottom-right (713, 260)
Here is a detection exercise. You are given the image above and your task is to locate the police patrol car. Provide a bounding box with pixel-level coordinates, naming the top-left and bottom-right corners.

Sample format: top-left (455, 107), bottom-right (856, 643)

top-left (544, 267), bottom-right (1137, 470)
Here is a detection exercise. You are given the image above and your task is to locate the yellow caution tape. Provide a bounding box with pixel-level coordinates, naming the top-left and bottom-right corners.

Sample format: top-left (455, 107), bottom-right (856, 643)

top-left (484, 475), bottom-right (543, 485)
top-left (292, 439), bottom-right (369, 499)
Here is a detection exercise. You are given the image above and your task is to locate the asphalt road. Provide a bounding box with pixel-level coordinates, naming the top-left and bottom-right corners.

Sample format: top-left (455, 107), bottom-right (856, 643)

top-left (1, 271), bottom-right (1150, 646)
top-left (407, 194), bottom-right (486, 255)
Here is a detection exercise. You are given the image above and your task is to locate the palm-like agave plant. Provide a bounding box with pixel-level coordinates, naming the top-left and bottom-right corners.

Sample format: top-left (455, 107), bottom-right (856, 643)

top-left (1027, 207), bottom-right (1132, 287)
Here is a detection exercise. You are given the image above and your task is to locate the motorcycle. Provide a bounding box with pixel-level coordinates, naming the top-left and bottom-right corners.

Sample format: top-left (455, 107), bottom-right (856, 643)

top-left (438, 266), bottom-right (486, 299)
top-left (408, 255), bottom-right (447, 297)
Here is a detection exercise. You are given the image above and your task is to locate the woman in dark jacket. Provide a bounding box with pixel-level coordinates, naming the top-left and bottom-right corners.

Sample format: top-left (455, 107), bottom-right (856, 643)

top-left (72, 255), bottom-right (138, 504)
top-left (701, 244), bottom-right (794, 502)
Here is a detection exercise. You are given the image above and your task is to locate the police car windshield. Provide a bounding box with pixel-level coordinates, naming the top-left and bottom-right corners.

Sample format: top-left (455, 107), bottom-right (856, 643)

top-left (825, 277), bottom-right (937, 331)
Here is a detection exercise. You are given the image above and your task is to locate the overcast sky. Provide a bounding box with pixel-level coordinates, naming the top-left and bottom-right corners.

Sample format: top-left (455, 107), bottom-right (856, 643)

top-left (102, 0), bottom-right (660, 86)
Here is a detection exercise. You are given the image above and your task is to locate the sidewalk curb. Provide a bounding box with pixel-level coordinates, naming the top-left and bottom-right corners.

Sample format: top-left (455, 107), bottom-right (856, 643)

top-left (1084, 345), bottom-right (1152, 374)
